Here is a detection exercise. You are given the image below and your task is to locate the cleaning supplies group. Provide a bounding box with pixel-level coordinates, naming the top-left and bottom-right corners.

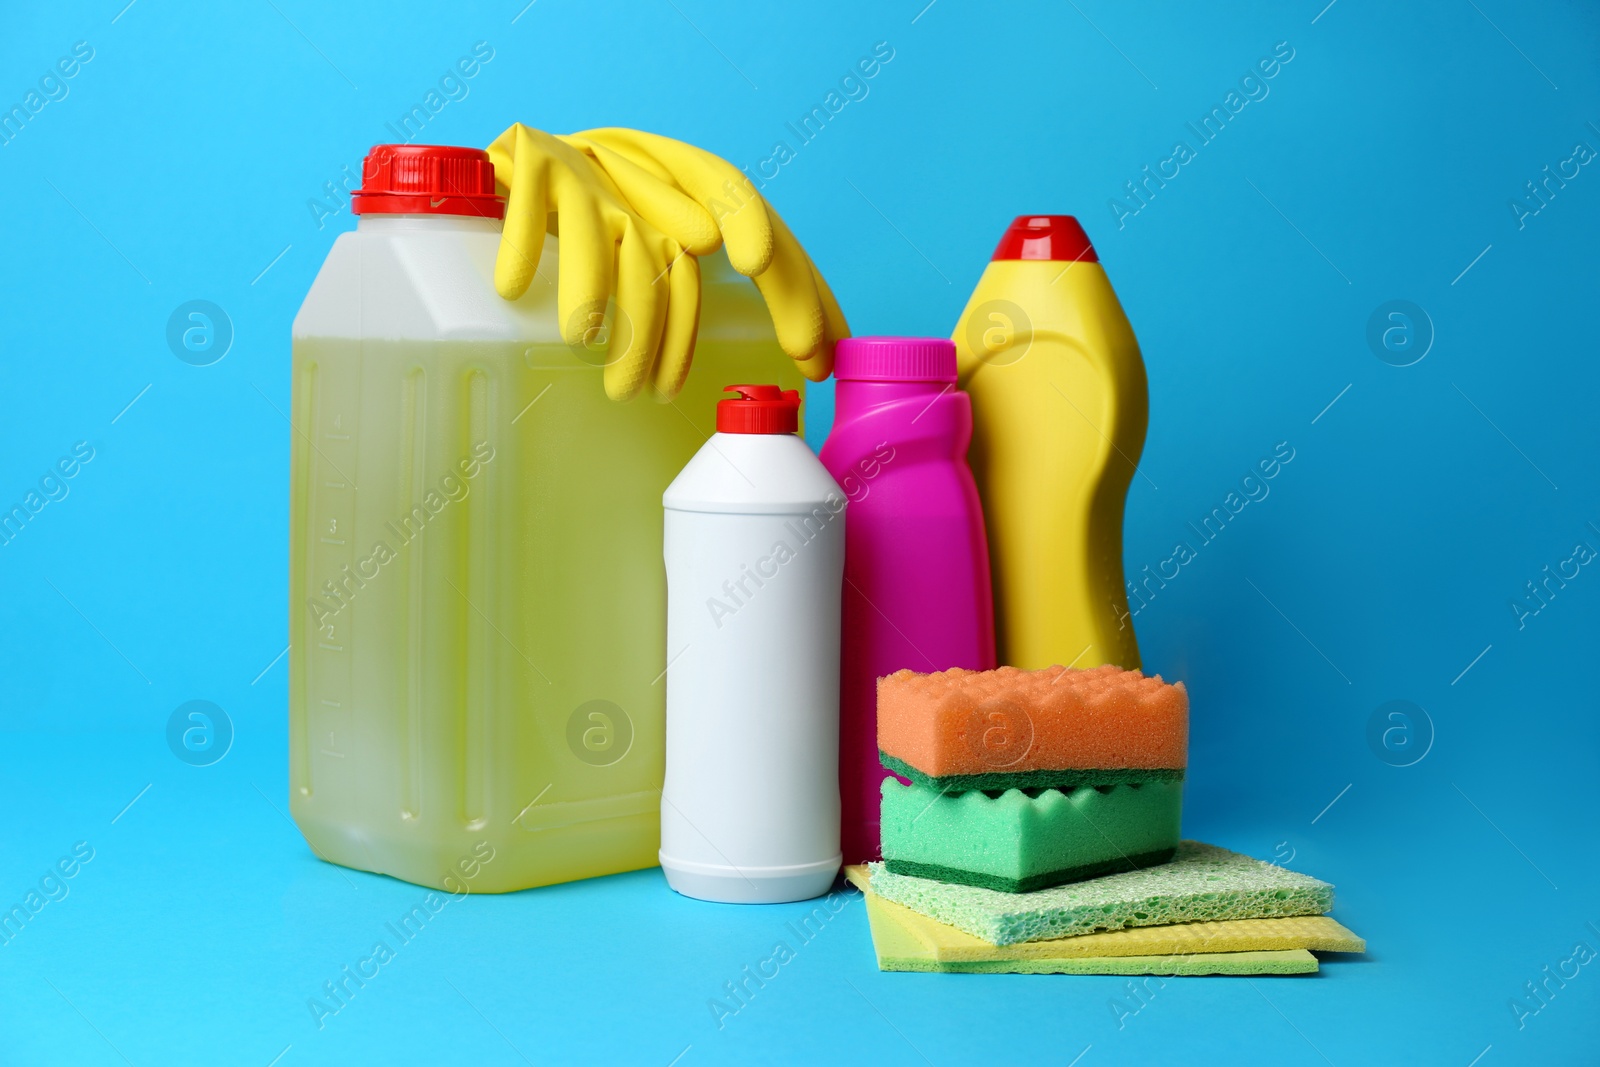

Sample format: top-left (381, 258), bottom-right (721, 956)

top-left (645, 204), bottom-right (1362, 985)
top-left (655, 221), bottom-right (1159, 904)
top-left (288, 129), bottom-right (1158, 910)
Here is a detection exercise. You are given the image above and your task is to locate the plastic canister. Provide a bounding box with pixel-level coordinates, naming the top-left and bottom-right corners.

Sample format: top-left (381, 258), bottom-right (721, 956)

top-left (289, 144), bottom-right (803, 892)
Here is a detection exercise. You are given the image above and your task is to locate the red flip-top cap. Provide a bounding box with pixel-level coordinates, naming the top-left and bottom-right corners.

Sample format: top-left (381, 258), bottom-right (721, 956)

top-left (717, 384), bottom-right (800, 434)
top-left (991, 215), bottom-right (1097, 263)
top-left (351, 144), bottom-right (505, 219)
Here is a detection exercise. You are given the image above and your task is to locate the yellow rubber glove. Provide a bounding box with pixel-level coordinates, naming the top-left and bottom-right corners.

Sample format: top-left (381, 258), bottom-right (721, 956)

top-left (566, 128), bottom-right (848, 386)
top-left (487, 123), bottom-right (718, 400)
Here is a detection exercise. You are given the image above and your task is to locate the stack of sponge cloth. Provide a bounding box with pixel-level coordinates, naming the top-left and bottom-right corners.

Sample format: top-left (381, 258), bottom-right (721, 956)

top-left (861, 665), bottom-right (1364, 975)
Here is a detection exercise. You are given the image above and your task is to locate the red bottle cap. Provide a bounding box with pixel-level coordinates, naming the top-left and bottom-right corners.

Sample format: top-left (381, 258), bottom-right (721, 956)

top-left (834, 337), bottom-right (957, 383)
top-left (991, 215), bottom-right (1097, 263)
top-left (717, 384), bottom-right (800, 434)
top-left (351, 144), bottom-right (505, 220)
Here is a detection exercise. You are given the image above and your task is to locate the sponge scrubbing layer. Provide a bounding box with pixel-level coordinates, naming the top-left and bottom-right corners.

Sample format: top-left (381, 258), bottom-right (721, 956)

top-left (877, 664), bottom-right (1187, 782)
top-left (869, 841), bottom-right (1334, 946)
top-left (880, 777), bottom-right (1182, 893)
top-left (880, 752), bottom-right (1184, 792)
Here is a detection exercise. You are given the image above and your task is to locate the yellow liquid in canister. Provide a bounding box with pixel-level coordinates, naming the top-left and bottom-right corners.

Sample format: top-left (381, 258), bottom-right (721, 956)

top-left (290, 274), bottom-right (800, 892)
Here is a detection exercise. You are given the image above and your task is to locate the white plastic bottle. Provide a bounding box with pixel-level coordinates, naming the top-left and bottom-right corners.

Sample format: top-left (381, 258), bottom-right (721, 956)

top-left (661, 385), bottom-right (845, 903)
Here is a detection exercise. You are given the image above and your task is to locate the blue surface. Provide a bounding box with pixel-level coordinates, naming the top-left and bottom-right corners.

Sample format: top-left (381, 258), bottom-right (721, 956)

top-left (2, 1), bottom-right (1597, 1063)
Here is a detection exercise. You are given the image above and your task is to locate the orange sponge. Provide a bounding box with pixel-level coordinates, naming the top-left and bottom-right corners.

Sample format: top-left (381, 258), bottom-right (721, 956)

top-left (877, 664), bottom-right (1187, 789)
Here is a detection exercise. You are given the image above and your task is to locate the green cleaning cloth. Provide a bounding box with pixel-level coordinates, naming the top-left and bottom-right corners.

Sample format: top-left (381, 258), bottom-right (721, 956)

top-left (868, 840), bottom-right (1334, 946)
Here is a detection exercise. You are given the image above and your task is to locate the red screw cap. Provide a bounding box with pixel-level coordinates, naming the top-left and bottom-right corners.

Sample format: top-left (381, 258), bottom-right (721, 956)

top-left (991, 215), bottom-right (1097, 263)
top-left (717, 384), bottom-right (800, 434)
top-left (351, 144), bottom-right (505, 220)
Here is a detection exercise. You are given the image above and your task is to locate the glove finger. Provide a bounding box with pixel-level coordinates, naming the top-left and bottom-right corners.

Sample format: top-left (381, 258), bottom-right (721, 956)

top-left (813, 259), bottom-right (850, 344)
top-left (555, 196), bottom-right (615, 355)
top-left (797, 260), bottom-right (848, 382)
top-left (652, 253), bottom-right (701, 400)
top-left (485, 122), bottom-right (523, 191)
top-left (606, 221), bottom-right (673, 400)
top-left (579, 128), bottom-right (775, 277)
top-left (564, 135), bottom-right (722, 256)
top-left (574, 134), bottom-right (674, 184)
top-left (491, 124), bottom-right (550, 301)
top-left (750, 207), bottom-right (825, 364)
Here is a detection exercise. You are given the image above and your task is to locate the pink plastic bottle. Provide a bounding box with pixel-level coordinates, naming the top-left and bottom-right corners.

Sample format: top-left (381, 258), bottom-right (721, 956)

top-left (819, 337), bottom-right (996, 863)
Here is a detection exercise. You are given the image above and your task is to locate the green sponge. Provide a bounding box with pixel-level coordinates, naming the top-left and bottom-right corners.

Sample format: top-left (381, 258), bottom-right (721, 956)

top-left (880, 778), bottom-right (1182, 893)
top-left (868, 841), bottom-right (1334, 946)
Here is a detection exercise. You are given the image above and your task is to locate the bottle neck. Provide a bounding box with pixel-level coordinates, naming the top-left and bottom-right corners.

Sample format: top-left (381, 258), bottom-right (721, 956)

top-left (835, 378), bottom-right (954, 411)
top-left (355, 213), bottom-right (503, 235)
top-left (822, 376), bottom-right (970, 473)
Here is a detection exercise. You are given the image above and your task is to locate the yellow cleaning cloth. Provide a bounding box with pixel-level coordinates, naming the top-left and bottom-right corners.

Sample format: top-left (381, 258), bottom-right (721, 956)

top-left (843, 865), bottom-right (1363, 975)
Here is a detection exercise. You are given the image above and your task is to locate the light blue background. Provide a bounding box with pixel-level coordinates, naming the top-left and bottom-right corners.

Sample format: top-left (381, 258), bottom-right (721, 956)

top-left (2, 1), bottom-right (1597, 1063)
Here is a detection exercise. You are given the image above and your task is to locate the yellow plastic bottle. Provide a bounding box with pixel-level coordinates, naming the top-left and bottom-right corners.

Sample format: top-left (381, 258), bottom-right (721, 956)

top-left (288, 145), bottom-right (800, 893)
top-left (951, 215), bottom-right (1147, 671)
